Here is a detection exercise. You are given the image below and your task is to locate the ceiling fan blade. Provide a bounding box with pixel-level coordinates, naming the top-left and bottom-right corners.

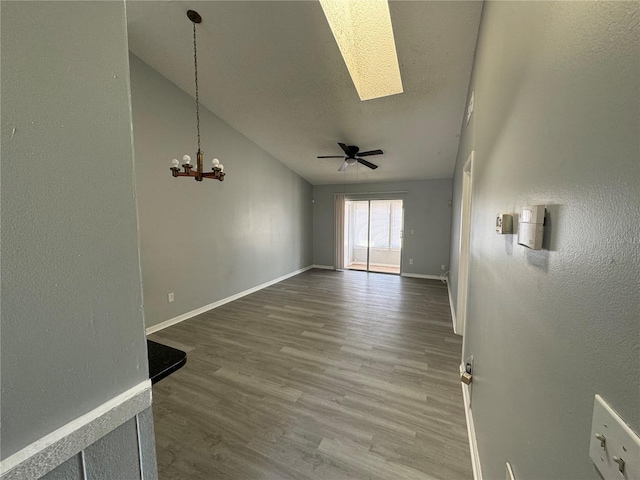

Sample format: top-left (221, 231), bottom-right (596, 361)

top-left (338, 143), bottom-right (351, 156)
top-left (338, 160), bottom-right (349, 172)
top-left (357, 149), bottom-right (383, 157)
top-left (357, 158), bottom-right (378, 170)
top-left (317, 155), bottom-right (345, 158)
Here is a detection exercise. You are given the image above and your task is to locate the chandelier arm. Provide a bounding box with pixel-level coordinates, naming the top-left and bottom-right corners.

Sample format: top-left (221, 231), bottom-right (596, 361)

top-left (201, 171), bottom-right (225, 181)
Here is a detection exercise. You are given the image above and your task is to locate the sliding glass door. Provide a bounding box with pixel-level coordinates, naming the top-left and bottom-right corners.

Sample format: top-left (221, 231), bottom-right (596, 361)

top-left (344, 199), bottom-right (403, 274)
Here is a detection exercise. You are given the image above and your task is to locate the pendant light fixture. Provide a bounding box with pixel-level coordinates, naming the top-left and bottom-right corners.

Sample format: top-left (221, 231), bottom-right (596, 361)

top-left (170, 10), bottom-right (225, 182)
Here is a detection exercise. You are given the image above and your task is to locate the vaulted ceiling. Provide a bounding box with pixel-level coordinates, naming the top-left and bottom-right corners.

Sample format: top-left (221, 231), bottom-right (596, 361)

top-left (126, 1), bottom-right (483, 185)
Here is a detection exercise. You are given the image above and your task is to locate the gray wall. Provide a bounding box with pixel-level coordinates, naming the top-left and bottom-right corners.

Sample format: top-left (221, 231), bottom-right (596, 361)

top-left (41, 408), bottom-right (157, 480)
top-left (448, 2), bottom-right (639, 479)
top-left (313, 180), bottom-right (452, 276)
top-left (129, 55), bottom-right (313, 329)
top-left (1, 0), bottom-right (150, 461)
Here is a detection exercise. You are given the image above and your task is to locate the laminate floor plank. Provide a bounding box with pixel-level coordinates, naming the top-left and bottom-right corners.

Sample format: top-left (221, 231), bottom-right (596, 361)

top-left (317, 437), bottom-right (438, 480)
top-left (150, 269), bottom-right (472, 479)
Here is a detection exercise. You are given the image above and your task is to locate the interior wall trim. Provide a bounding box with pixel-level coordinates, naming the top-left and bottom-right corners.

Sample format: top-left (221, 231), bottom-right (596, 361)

top-left (400, 273), bottom-right (442, 280)
top-left (311, 264), bottom-right (335, 270)
top-left (447, 279), bottom-right (459, 335)
top-left (146, 265), bottom-right (317, 335)
top-left (0, 380), bottom-right (152, 480)
top-left (460, 364), bottom-right (483, 480)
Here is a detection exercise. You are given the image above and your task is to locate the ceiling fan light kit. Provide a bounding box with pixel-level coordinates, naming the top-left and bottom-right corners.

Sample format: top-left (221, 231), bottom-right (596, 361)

top-left (169, 10), bottom-right (225, 182)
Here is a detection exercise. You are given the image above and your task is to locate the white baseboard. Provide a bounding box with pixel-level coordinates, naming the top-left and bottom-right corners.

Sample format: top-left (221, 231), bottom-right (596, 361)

top-left (400, 273), bottom-right (442, 280)
top-left (0, 380), bottom-right (151, 480)
top-left (460, 364), bottom-right (482, 480)
top-left (146, 265), bottom-right (315, 335)
top-left (447, 279), bottom-right (460, 335)
top-left (311, 264), bottom-right (335, 270)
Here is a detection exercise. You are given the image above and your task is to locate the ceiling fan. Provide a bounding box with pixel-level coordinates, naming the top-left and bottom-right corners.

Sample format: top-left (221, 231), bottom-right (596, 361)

top-left (317, 143), bottom-right (383, 171)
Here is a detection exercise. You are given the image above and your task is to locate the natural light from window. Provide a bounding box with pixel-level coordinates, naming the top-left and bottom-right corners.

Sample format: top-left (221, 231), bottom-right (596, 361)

top-left (319, 0), bottom-right (404, 101)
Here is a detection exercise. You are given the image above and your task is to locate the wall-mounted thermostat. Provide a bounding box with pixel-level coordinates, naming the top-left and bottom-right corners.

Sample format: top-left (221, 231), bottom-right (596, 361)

top-left (496, 213), bottom-right (513, 234)
top-left (517, 205), bottom-right (546, 250)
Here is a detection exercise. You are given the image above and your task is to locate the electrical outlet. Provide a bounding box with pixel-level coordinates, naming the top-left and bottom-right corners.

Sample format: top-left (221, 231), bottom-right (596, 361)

top-left (441, 264), bottom-right (446, 271)
top-left (410, 229), bottom-right (414, 235)
top-left (465, 354), bottom-right (475, 401)
top-left (465, 355), bottom-right (474, 374)
top-left (409, 259), bottom-right (413, 265)
top-left (167, 293), bottom-right (175, 303)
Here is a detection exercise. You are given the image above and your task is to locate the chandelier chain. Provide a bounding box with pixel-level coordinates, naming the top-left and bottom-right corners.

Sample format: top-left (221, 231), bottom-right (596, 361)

top-left (193, 22), bottom-right (201, 151)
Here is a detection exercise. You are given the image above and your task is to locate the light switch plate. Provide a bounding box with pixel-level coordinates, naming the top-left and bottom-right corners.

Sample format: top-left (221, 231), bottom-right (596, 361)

top-left (589, 394), bottom-right (640, 480)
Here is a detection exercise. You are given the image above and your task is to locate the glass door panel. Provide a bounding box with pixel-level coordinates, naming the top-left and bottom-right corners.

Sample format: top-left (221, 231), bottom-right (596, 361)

top-left (344, 200), bottom-right (369, 271)
top-left (368, 200), bottom-right (402, 274)
top-left (344, 199), bottom-right (403, 275)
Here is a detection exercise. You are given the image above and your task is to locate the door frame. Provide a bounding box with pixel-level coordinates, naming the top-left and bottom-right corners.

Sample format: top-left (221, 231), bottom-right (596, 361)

top-left (456, 151), bottom-right (474, 336)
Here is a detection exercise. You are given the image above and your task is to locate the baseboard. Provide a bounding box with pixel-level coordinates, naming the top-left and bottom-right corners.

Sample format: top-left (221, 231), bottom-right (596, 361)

top-left (0, 380), bottom-right (152, 480)
top-left (311, 264), bottom-right (335, 270)
top-left (146, 265), bottom-right (315, 335)
top-left (447, 279), bottom-right (459, 335)
top-left (460, 364), bottom-right (482, 480)
top-left (400, 273), bottom-right (442, 280)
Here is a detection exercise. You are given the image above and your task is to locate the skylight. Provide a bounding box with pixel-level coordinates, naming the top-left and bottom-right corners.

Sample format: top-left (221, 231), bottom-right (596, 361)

top-left (320, 0), bottom-right (404, 101)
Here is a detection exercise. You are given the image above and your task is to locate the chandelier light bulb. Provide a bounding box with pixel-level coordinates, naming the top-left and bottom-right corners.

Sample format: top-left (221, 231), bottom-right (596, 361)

top-left (171, 159), bottom-right (180, 167)
top-left (183, 155), bottom-right (191, 164)
top-left (212, 158), bottom-right (220, 166)
top-left (218, 164), bottom-right (224, 172)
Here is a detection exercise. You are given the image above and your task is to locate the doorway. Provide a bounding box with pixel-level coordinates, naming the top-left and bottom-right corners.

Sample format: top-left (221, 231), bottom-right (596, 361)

top-left (457, 151), bottom-right (474, 337)
top-left (344, 199), bottom-right (403, 274)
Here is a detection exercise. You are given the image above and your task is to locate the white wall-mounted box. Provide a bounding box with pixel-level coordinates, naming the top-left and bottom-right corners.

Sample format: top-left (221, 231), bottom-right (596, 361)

top-left (496, 213), bottom-right (513, 234)
top-left (517, 205), bottom-right (545, 250)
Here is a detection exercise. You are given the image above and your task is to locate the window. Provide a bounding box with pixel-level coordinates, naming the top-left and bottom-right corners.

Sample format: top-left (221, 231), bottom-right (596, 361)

top-left (370, 200), bottom-right (402, 249)
top-left (346, 199), bottom-right (403, 251)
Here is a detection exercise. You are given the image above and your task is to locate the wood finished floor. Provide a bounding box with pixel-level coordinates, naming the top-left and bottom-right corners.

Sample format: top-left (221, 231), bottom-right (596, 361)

top-left (149, 269), bottom-right (472, 480)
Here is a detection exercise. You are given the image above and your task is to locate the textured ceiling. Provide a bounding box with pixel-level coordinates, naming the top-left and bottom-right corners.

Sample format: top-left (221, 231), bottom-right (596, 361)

top-left (127, 1), bottom-right (482, 185)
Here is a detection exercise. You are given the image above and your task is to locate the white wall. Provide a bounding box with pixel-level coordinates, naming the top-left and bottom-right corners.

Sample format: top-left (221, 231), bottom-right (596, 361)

top-left (448, 2), bottom-right (639, 479)
top-left (129, 55), bottom-right (313, 329)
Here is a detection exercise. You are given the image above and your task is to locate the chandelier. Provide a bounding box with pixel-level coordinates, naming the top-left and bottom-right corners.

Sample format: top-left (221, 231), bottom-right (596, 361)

top-left (170, 10), bottom-right (225, 182)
